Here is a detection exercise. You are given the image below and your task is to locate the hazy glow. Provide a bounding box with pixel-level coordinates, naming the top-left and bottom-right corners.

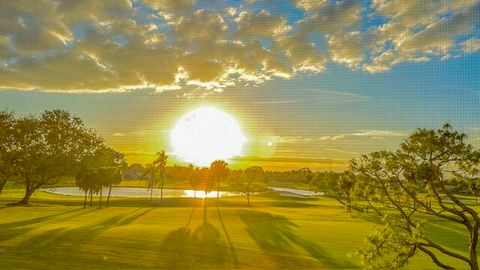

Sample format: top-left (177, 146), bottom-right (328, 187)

top-left (171, 107), bottom-right (246, 166)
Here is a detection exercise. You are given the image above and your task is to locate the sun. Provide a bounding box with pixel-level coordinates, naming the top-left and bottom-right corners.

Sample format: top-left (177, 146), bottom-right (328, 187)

top-left (170, 107), bottom-right (246, 166)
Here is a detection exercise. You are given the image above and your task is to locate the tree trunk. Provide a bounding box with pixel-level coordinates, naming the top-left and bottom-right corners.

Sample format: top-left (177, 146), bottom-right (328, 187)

top-left (346, 193), bottom-right (352, 213)
top-left (106, 183), bottom-right (113, 207)
top-left (19, 189), bottom-right (35, 205)
top-left (17, 186), bottom-right (35, 205)
top-left (194, 188), bottom-right (197, 198)
top-left (469, 225), bottom-right (479, 270)
top-left (216, 181), bottom-right (220, 204)
top-left (98, 188), bottom-right (103, 208)
top-left (149, 180), bottom-right (153, 201)
top-left (0, 179), bottom-right (6, 197)
top-left (160, 176), bottom-right (165, 201)
top-left (89, 189), bottom-right (93, 207)
top-left (83, 190), bottom-right (87, 208)
top-left (247, 192), bottom-right (251, 207)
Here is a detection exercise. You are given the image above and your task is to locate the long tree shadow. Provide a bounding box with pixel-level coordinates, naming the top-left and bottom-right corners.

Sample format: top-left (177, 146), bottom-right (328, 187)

top-left (217, 207), bottom-right (239, 266)
top-left (158, 204), bottom-right (228, 270)
top-left (0, 208), bottom-right (88, 242)
top-left (4, 208), bottom-right (154, 269)
top-left (158, 222), bottom-right (228, 269)
top-left (237, 209), bottom-right (357, 269)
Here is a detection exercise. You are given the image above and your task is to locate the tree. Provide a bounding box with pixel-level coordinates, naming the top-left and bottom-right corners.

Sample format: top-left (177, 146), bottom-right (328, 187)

top-left (11, 110), bottom-right (102, 205)
top-left (143, 163), bottom-right (156, 200)
top-left (196, 167), bottom-right (214, 196)
top-left (352, 125), bottom-right (480, 269)
top-left (210, 160), bottom-right (229, 203)
top-left (314, 171), bottom-right (356, 212)
top-left (186, 164), bottom-right (198, 198)
top-left (75, 145), bottom-right (125, 208)
top-left (123, 163), bottom-right (144, 180)
top-left (300, 168), bottom-right (314, 194)
top-left (102, 148), bottom-right (126, 207)
top-left (153, 151), bottom-right (168, 201)
top-left (231, 166), bottom-right (266, 207)
top-left (76, 165), bottom-right (102, 208)
top-left (0, 111), bottom-right (16, 197)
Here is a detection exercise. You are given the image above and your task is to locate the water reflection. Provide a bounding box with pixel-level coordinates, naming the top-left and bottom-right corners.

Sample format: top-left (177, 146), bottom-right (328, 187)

top-left (42, 187), bottom-right (240, 198)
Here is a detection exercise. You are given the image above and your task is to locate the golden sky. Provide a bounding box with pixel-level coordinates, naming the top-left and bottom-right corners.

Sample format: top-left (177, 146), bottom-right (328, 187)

top-left (0, 1), bottom-right (479, 170)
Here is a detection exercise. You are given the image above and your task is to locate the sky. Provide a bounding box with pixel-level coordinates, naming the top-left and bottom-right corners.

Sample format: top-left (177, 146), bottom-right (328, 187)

top-left (0, 0), bottom-right (479, 170)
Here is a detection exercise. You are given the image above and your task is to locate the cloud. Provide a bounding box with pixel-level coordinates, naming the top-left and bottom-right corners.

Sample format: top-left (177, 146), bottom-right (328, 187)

top-left (364, 0), bottom-right (480, 72)
top-left (294, 0), bottom-right (328, 11)
top-left (328, 32), bottom-right (363, 68)
top-left (0, 0), bottom-right (478, 92)
top-left (349, 130), bottom-right (407, 137)
top-left (272, 129), bottom-right (406, 144)
top-left (462, 38), bottom-right (480, 54)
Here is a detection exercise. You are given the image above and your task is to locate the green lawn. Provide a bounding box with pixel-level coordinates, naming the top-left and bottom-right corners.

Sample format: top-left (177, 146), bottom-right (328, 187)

top-left (0, 189), bottom-right (474, 269)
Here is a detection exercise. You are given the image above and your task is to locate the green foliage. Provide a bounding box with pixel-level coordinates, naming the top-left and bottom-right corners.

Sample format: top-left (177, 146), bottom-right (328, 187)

top-left (10, 110), bottom-right (104, 204)
top-left (352, 124), bottom-right (480, 269)
top-left (76, 146), bottom-right (126, 195)
top-left (312, 171), bottom-right (356, 212)
top-left (210, 160), bottom-right (229, 201)
top-left (230, 166), bottom-right (266, 206)
top-left (0, 111), bottom-right (16, 196)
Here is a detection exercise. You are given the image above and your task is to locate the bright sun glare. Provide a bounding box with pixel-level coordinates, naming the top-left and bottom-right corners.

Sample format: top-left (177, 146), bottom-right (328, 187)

top-left (171, 107), bottom-right (246, 166)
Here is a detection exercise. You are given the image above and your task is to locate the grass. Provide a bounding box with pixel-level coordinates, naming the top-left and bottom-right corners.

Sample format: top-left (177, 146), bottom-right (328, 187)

top-left (0, 188), bottom-right (475, 269)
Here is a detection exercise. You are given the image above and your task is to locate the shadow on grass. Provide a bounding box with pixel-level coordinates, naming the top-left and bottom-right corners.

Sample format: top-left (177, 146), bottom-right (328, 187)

top-left (0, 208), bottom-right (88, 242)
top-left (237, 209), bottom-right (357, 269)
top-left (158, 219), bottom-right (228, 269)
top-left (425, 220), bottom-right (470, 253)
top-left (1, 208), bottom-right (154, 269)
top-left (217, 208), bottom-right (239, 266)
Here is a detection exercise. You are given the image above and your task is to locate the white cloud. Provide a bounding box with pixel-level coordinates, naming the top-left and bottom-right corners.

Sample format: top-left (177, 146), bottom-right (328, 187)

top-left (364, 0), bottom-right (480, 72)
top-left (462, 38), bottom-right (480, 54)
top-left (0, 0), bottom-right (478, 92)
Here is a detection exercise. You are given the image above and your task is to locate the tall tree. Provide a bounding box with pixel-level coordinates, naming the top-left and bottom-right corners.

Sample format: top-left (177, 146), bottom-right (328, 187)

top-left (11, 110), bottom-right (102, 205)
top-left (186, 164), bottom-right (198, 198)
top-left (153, 151), bottom-right (168, 201)
top-left (300, 168), bottom-right (314, 194)
top-left (232, 166), bottom-right (266, 207)
top-left (0, 111), bottom-right (16, 197)
top-left (352, 125), bottom-right (480, 270)
top-left (143, 164), bottom-right (156, 200)
top-left (75, 146), bottom-right (124, 208)
top-left (314, 171), bottom-right (356, 212)
top-left (210, 160), bottom-right (229, 203)
top-left (102, 147), bottom-right (126, 207)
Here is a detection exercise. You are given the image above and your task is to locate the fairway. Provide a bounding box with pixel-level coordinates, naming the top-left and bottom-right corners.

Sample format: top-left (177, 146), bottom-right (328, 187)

top-left (0, 189), bottom-right (473, 269)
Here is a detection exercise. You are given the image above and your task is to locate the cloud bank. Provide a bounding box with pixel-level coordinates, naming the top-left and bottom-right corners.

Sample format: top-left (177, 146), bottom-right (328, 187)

top-left (0, 0), bottom-right (478, 92)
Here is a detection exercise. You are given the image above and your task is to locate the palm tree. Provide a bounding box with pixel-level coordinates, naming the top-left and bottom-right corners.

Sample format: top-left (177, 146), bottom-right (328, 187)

top-left (153, 151), bottom-right (168, 201)
top-left (143, 164), bottom-right (156, 200)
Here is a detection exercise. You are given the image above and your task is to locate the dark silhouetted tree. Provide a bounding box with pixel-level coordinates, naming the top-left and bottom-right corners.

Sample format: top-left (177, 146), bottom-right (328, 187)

top-left (154, 151), bottom-right (168, 201)
top-left (232, 166), bottom-right (266, 207)
top-left (210, 160), bottom-right (229, 203)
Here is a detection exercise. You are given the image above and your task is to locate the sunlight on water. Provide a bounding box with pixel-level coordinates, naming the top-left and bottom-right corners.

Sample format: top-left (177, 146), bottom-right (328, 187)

top-left (43, 187), bottom-right (240, 198)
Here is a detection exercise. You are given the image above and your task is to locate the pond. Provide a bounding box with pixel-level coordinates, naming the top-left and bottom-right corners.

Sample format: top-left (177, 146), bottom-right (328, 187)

top-left (42, 187), bottom-right (241, 198)
top-left (41, 186), bottom-right (322, 198)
